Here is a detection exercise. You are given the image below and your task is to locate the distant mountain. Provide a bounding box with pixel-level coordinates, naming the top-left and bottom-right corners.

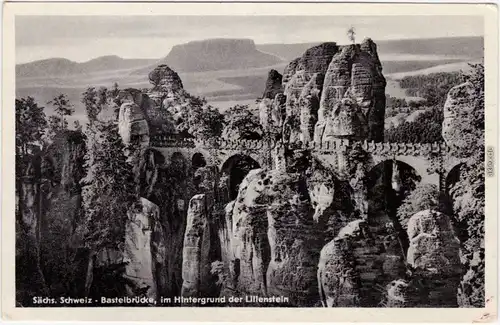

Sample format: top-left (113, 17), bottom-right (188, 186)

top-left (16, 56), bottom-right (156, 78)
top-left (159, 38), bottom-right (283, 72)
top-left (257, 36), bottom-right (484, 61)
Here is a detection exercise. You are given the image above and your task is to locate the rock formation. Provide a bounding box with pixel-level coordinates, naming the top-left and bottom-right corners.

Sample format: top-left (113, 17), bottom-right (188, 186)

top-left (442, 81), bottom-right (475, 148)
top-left (317, 217), bottom-right (407, 307)
top-left (262, 69), bottom-right (284, 100)
top-left (265, 171), bottom-right (321, 306)
top-left (146, 65), bottom-right (189, 134)
top-left (406, 209), bottom-right (462, 307)
top-left (299, 73), bottom-right (324, 143)
top-left (123, 197), bottom-right (164, 299)
top-left (315, 39), bottom-right (386, 143)
top-left (227, 169), bottom-right (270, 297)
top-left (181, 194), bottom-right (219, 302)
top-left (281, 43), bottom-right (339, 143)
top-left (118, 101), bottom-right (150, 148)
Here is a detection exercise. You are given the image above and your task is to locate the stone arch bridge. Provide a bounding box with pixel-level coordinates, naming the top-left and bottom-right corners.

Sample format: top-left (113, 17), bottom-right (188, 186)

top-left (150, 135), bottom-right (464, 191)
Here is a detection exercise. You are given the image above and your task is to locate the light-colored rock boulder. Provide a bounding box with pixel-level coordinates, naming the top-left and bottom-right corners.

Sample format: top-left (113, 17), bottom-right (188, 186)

top-left (315, 39), bottom-right (386, 142)
top-left (407, 209), bottom-right (461, 273)
top-left (118, 102), bottom-right (150, 148)
top-left (265, 170), bottom-right (322, 306)
top-left (318, 217), bottom-right (407, 307)
top-left (181, 194), bottom-right (215, 299)
top-left (229, 169), bottom-right (270, 296)
top-left (123, 197), bottom-right (162, 299)
top-left (299, 73), bottom-right (324, 143)
top-left (406, 209), bottom-right (462, 306)
top-left (317, 220), bottom-right (365, 307)
top-left (442, 81), bottom-right (475, 147)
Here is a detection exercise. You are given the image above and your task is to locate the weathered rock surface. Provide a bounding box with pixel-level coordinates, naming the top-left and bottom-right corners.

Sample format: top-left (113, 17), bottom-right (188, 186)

top-left (315, 39), bottom-right (386, 143)
top-left (299, 73), bottom-right (324, 143)
top-left (407, 210), bottom-right (461, 274)
top-left (132, 147), bottom-right (194, 300)
top-left (123, 197), bottom-right (163, 299)
top-left (317, 220), bottom-right (364, 307)
top-left (259, 94), bottom-right (286, 139)
top-left (406, 209), bottom-right (462, 307)
top-left (282, 42), bottom-right (339, 89)
top-left (265, 171), bottom-right (322, 306)
top-left (228, 169), bottom-right (270, 296)
top-left (263, 69), bottom-right (284, 99)
top-left (222, 165), bottom-right (339, 306)
top-left (118, 101), bottom-right (150, 147)
top-left (146, 65), bottom-right (190, 135)
top-left (181, 194), bottom-right (217, 300)
top-left (441, 81), bottom-right (475, 148)
top-left (382, 278), bottom-right (428, 307)
top-left (281, 43), bottom-right (339, 144)
top-left (307, 164), bottom-right (358, 243)
top-left (317, 214), bottom-right (407, 307)
top-left (17, 169), bottom-right (50, 303)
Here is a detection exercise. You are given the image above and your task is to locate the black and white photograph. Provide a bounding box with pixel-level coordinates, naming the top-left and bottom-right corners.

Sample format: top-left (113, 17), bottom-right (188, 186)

top-left (3, 2), bottom-right (498, 320)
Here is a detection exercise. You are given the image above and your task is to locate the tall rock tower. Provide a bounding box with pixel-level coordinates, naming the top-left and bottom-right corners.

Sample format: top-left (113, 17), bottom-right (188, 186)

top-left (271, 39), bottom-right (386, 147)
top-left (315, 38), bottom-right (386, 143)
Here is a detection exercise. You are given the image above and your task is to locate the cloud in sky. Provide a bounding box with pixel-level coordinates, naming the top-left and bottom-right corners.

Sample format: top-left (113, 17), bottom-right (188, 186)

top-left (16, 15), bottom-right (484, 63)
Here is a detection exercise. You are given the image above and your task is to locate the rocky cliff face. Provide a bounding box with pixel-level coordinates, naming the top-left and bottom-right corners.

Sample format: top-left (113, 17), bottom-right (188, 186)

top-left (441, 81), bottom-right (475, 149)
top-left (261, 39), bottom-right (386, 145)
top-left (257, 39), bottom-right (386, 193)
top-left (315, 39), bottom-right (386, 143)
top-left (17, 131), bottom-right (88, 305)
top-left (262, 69), bottom-right (284, 100)
top-left (123, 197), bottom-right (164, 299)
top-left (181, 194), bottom-right (219, 300)
top-left (406, 209), bottom-right (462, 307)
top-left (281, 43), bottom-right (339, 144)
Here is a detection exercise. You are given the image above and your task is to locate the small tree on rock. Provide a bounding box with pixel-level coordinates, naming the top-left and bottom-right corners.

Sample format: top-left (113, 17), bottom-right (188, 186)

top-left (347, 27), bottom-right (356, 44)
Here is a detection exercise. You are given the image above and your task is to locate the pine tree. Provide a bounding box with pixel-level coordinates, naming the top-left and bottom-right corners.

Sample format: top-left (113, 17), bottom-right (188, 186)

top-left (81, 120), bottom-right (137, 252)
top-left (15, 97), bottom-right (47, 157)
top-left (47, 94), bottom-right (74, 129)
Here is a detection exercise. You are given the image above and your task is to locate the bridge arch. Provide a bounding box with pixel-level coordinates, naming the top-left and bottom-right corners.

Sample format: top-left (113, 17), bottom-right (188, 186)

top-left (191, 152), bottom-right (207, 171)
top-left (370, 154), bottom-right (438, 187)
top-left (366, 160), bottom-right (422, 201)
top-left (445, 163), bottom-right (465, 196)
top-left (220, 154), bottom-right (261, 200)
top-left (365, 159), bottom-right (422, 252)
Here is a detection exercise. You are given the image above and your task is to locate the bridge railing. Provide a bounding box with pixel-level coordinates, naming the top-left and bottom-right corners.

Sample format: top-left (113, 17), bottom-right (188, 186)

top-left (150, 135), bottom-right (448, 156)
top-left (150, 135), bottom-right (275, 150)
top-left (310, 139), bottom-right (447, 156)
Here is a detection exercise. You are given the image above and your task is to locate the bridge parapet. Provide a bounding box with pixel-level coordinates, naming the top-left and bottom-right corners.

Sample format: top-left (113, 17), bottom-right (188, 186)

top-left (311, 139), bottom-right (447, 156)
top-left (151, 135), bottom-right (277, 150)
top-left (150, 135), bottom-right (449, 157)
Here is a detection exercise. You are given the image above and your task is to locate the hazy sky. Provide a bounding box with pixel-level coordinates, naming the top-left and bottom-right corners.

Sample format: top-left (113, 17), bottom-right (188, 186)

top-left (16, 15), bottom-right (483, 63)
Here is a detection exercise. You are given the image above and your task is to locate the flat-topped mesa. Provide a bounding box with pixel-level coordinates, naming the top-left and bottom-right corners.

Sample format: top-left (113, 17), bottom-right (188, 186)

top-left (315, 38), bottom-right (386, 143)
